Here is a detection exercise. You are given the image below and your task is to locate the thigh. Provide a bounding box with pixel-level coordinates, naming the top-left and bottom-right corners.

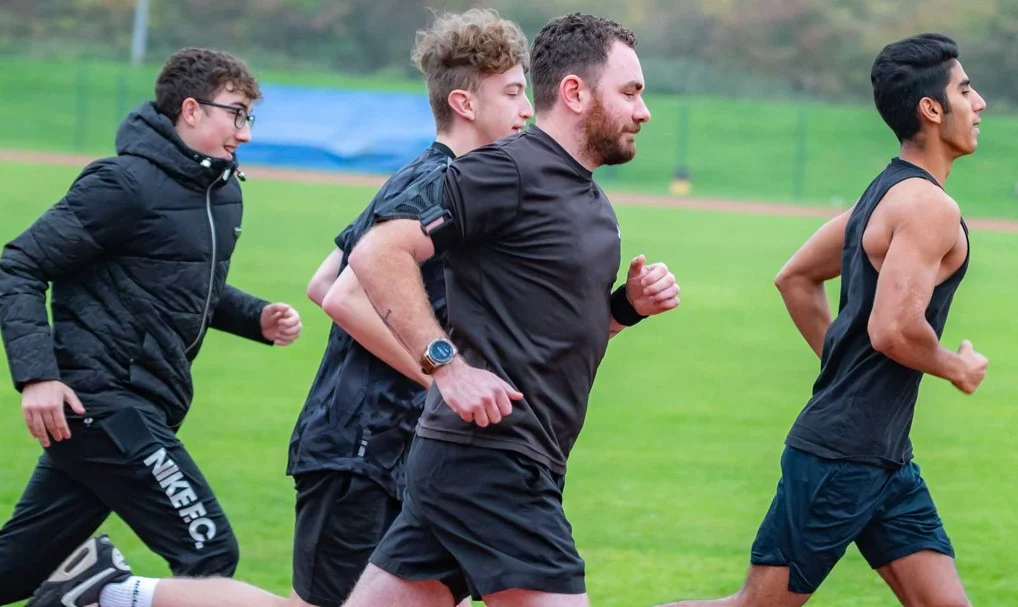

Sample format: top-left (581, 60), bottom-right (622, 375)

top-left (856, 462), bottom-right (954, 571)
top-left (51, 407), bottom-right (240, 577)
top-left (483, 589), bottom-right (590, 607)
top-left (292, 471), bottom-right (402, 607)
top-left (406, 439), bottom-right (586, 600)
top-left (875, 551), bottom-right (969, 607)
top-left (0, 453), bottom-right (109, 604)
top-left (750, 447), bottom-right (890, 595)
top-left (369, 487), bottom-right (471, 604)
top-left (345, 563), bottom-right (456, 607)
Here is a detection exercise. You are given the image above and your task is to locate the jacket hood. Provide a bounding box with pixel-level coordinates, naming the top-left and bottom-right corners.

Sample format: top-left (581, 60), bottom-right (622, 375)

top-left (115, 101), bottom-right (242, 189)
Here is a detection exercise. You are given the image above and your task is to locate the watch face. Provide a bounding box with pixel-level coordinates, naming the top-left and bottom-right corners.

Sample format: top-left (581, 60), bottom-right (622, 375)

top-left (429, 340), bottom-right (455, 363)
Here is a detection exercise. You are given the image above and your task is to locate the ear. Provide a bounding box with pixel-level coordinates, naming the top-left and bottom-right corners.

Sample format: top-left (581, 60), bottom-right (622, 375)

top-left (179, 97), bottom-right (203, 128)
top-left (559, 75), bottom-right (585, 115)
top-left (447, 89), bottom-right (475, 122)
top-left (917, 96), bottom-right (944, 126)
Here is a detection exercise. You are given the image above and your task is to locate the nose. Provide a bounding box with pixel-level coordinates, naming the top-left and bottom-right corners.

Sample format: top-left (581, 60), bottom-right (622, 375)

top-left (520, 95), bottom-right (534, 120)
top-left (634, 97), bottom-right (651, 124)
top-left (974, 90), bottom-right (987, 113)
top-left (235, 122), bottom-right (252, 143)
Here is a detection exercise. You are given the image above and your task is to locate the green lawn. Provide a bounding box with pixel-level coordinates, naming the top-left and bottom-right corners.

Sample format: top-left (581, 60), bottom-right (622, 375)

top-left (3, 55), bottom-right (1018, 218)
top-left (1, 160), bottom-right (1016, 605)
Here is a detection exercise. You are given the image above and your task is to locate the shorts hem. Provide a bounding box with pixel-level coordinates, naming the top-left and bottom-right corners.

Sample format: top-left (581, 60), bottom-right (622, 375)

top-left (864, 542), bottom-right (955, 570)
top-left (472, 571), bottom-right (586, 597)
top-left (292, 585), bottom-right (343, 607)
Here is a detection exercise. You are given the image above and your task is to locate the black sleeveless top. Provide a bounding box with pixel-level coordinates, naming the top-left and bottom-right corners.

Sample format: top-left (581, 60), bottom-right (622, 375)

top-left (786, 158), bottom-right (969, 468)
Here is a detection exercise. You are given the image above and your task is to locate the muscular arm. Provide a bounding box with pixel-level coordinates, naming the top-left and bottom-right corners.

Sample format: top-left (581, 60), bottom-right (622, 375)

top-left (347, 219), bottom-right (445, 365)
top-left (867, 189), bottom-right (967, 383)
top-left (307, 248), bottom-right (343, 307)
top-left (322, 264), bottom-right (432, 388)
top-left (774, 209), bottom-right (851, 358)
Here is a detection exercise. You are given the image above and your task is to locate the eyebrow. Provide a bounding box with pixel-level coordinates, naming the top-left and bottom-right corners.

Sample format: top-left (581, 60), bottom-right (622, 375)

top-left (959, 78), bottom-right (971, 88)
top-left (623, 80), bottom-right (644, 91)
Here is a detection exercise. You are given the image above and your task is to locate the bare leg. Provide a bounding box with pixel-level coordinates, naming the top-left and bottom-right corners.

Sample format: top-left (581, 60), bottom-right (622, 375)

top-left (287, 588), bottom-right (321, 607)
top-left (483, 589), bottom-right (589, 607)
top-left (654, 565), bottom-right (811, 607)
top-left (875, 550), bottom-right (970, 607)
top-left (342, 564), bottom-right (454, 607)
top-left (149, 577), bottom-right (289, 607)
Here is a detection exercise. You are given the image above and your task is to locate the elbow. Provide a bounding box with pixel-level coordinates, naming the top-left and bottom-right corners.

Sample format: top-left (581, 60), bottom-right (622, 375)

top-left (321, 288), bottom-right (353, 330)
top-left (774, 267), bottom-right (801, 296)
top-left (306, 277), bottom-right (328, 307)
top-left (868, 318), bottom-right (901, 356)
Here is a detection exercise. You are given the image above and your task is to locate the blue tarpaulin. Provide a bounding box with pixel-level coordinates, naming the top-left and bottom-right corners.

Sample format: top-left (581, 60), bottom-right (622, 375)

top-left (238, 83), bottom-right (436, 174)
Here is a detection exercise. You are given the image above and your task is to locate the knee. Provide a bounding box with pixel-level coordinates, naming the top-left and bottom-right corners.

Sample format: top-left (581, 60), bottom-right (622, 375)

top-left (171, 528), bottom-right (240, 577)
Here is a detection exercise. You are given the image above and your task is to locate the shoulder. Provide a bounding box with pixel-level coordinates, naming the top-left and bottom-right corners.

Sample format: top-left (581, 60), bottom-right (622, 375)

top-left (883, 178), bottom-right (959, 227)
top-left (448, 140), bottom-right (520, 191)
top-left (66, 157), bottom-right (143, 206)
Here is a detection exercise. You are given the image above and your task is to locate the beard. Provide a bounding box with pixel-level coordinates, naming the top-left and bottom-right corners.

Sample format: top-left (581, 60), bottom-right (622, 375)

top-left (580, 92), bottom-right (639, 167)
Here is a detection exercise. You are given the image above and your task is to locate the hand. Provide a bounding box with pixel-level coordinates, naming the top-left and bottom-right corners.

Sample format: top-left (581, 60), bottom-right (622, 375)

top-left (433, 358), bottom-right (523, 427)
top-left (21, 380), bottom-right (85, 448)
top-left (261, 303), bottom-right (302, 346)
top-left (952, 340), bottom-right (988, 394)
top-left (625, 255), bottom-right (680, 317)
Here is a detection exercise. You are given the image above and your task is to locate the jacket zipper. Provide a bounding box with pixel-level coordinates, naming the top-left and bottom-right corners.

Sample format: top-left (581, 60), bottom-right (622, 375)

top-left (186, 170), bottom-right (229, 353)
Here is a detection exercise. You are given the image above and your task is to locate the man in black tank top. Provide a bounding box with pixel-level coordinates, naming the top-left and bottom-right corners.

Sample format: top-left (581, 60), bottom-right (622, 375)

top-left (658, 34), bottom-right (987, 607)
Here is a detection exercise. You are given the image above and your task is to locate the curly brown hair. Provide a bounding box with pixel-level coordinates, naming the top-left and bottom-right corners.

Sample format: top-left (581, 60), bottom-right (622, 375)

top-left (412, 8), bottom-right (530, 132)
top-left (531, 13), bottom-right (637, 113)
top-left (155, 48), bottom-right (262, 123)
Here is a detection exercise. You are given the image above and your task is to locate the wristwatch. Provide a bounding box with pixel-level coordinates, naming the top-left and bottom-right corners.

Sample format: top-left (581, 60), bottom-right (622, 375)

top-left (421, 338), bottom-right (457, 374)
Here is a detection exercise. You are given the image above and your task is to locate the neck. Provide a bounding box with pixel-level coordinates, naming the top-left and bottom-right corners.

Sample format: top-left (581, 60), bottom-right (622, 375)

top-left (899, 138), bottom-right (954, 187)
top-left (535, 112), bottom-right (598, 171)
top-left (436, 123), bottom-right (488, 158)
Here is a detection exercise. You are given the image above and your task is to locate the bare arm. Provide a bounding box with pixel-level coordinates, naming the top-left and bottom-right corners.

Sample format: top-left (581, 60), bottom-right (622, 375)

top-left (348, 218), bottom-right (521, 427)
top-left (307, 248), bottom-right (343, 307)
top-left (867, 191), bottom-right (979, 389)
top-left (775, 209), bottom-right (852, 358)
top-left (348, 219), bottom-right (443, 357)
top-left (322, 264), bottom-right (432, 388)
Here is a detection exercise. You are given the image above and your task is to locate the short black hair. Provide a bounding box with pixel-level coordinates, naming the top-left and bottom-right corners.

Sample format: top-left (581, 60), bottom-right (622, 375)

top-left (155, 48), bottom-right (261, 124)
top-left (530, 13), bottom-right (637, 113)
top-left (871, 33), bottom-right (959, 142)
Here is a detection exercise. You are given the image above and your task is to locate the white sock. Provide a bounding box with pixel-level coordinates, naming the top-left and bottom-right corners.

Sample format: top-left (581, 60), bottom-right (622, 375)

top-left (98, 576), bottom-right (159, 607)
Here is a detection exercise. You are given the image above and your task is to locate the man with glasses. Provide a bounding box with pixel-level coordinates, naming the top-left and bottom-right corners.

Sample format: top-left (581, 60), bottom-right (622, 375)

top-left (0, 47), bottom-right (301, 605)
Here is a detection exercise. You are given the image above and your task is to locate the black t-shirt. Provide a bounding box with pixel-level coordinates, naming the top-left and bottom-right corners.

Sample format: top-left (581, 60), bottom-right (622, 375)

top-left (287, 142), bottom-right (454, 498)
top-left (416, 126), bottom-right (623, 474)
top-left (786, 158), bottom-right (969, 468)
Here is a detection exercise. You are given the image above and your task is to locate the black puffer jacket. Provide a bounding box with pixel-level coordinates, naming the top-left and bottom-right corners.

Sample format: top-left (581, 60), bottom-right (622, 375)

top-left (0, 102), bottom-right (270, 429)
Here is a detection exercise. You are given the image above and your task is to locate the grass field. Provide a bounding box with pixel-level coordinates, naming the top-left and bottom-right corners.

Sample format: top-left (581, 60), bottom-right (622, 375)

top-left (4, 55), bottom-right (1018, 218)
top-left (1, 159), bottom-right (1016, 606)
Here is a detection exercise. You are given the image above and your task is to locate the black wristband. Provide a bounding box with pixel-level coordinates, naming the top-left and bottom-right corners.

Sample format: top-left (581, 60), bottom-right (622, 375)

top-left (610, 285), bottom-right (647, 326)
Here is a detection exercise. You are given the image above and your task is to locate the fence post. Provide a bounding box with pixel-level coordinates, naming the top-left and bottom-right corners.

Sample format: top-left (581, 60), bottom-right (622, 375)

top-left (74, 63), bottom-right (88, 151)
top-left (116, 69), bottom-right (128, 123)
top-left (670, 100), bottom-right (691, 196)
top-left (793, 104), bottom-right (808, 201)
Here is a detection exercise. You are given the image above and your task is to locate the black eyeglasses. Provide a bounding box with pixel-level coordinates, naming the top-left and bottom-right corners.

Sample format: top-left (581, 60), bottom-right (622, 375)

top-left (196, 100), bottom-right (255, 129)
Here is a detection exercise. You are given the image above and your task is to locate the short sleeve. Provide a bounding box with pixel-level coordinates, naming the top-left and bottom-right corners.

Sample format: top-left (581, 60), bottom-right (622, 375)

top-left (441, 146), bottom-right (520, 246)
top-left (334, 223), bottom-right (355, 250)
